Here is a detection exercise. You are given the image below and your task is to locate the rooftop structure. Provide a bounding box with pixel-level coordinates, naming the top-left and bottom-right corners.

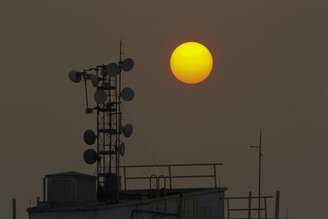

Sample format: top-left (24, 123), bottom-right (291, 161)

top-left (27, 48), bottom-right (287, 219)
top-left (28, 164), bottom-right (227, 219)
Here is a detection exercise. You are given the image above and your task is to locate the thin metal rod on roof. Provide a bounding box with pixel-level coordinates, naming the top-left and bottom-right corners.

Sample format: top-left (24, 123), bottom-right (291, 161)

top-left (249, 129), bottom-right (263, 219)
top-left (12, 198), bottom-right (16, 219)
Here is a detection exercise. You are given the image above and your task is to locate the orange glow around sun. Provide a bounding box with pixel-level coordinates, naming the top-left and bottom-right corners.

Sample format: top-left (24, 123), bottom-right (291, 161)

top-left (170, 41), bottom-right (213, 84)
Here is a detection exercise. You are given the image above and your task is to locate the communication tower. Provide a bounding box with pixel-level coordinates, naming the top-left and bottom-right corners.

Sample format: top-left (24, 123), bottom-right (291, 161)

top-left (68, 43), bottom-right (134, 202)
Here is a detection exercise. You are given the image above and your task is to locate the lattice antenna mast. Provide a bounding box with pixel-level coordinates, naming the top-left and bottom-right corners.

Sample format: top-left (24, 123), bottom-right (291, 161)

top-left (68, 48), bottom-right (135, 202)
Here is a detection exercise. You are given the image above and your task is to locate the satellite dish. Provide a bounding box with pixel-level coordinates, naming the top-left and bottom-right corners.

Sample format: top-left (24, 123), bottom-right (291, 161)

top-left (122, 124), bottom-right (133, 138)
top-left (89, 74), bottom-right (98, 87)
top-left (83, 149), bottom-right (98, 164)
top-left (106, 63), bottom-right (120, 77)
top-left (68, 70), bottom-right (82, 83)
top-left (94, 89), bottom-right (108, 104)
top-left (120, 87), bottom-right (135, 101)
top-left (121, 58), bottom-right (134, 72)
top-left (118, 142), bottom-right (125, 156)
top-left (83, 129), bottom-right (96, 145)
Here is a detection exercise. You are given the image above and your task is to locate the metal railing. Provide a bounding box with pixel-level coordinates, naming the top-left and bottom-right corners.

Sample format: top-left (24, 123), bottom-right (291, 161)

top-left (120, 162), bottom-right (223, 191)
top-left (225, 191), bottom-right (281, 219)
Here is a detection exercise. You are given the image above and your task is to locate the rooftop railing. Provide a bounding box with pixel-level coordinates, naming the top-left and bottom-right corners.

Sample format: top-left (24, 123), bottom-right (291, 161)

top-left (120, 162), bottom-right (223, 191)
top-left (225, 191), bottom-right (282, 219)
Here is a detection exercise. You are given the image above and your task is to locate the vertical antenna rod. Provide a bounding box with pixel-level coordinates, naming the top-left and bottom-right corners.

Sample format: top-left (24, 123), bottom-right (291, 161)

top-left (12, 198), bottom-right (16, 219)
top-left (250, 129), bottom-right (263, 219)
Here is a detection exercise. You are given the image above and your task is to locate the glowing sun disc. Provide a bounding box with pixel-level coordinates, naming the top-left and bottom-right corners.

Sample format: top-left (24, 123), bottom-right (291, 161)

top-left (170, 41), bottom-right (213, 84)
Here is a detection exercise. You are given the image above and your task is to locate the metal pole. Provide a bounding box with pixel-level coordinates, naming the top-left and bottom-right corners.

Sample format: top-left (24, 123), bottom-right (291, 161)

top-left (258, 129), bottom-right (262, 219)
top-left (124, 167), bottom-right (127, 191)
top-left (275, 190), bottom-right (280, 219)
top-left (168, 166), bottom-right (172, 190)
top-left (116, 39), bottom-right (123, 202)
top-left (12, 198), bottom-right (16, 219)
top-left (43, 177), bottom-right (46, 202)
top-left (214, 164), bottom-right (217, 188)
top-left (264, 197), bottom-right (267, 219)
top-left (248, 191), bottom-right (252, 219)
top-left (250, 129), bottom-right (263, 219)
top-left (227, 198), bottom-right (230, 219)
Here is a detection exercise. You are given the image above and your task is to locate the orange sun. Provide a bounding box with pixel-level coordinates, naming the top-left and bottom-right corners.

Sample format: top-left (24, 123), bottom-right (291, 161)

top-left (170, 41), bottom-right (213, 84)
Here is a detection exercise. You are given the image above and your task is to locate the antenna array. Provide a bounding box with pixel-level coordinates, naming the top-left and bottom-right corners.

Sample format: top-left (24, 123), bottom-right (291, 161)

top-left (69, 49), bottom-right (135, 202)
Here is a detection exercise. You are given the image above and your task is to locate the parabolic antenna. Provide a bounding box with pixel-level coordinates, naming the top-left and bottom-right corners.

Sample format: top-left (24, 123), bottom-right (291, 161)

top-left (120, 87), bottom-right (134, 101)
top-left (94, 89), bottom-right (108, 104)
top-left (121, 58), bottom-right (134, 72)
top-left (122, 124), bottom-right (133, 138)
top-left (69, 70), bottom-right (82, 83)
top-left (106, 63), bottom-right (120, 77)
top-left (118, 142), bottom-right (125, 156)
top-left (83, 129), bottom-right (96, 145)
top-left (83, 149), bottom-right (98, 164)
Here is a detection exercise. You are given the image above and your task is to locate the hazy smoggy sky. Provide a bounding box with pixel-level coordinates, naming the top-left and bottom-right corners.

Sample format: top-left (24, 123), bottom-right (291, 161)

top-left (0, 1), bottom-right (327, 218)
